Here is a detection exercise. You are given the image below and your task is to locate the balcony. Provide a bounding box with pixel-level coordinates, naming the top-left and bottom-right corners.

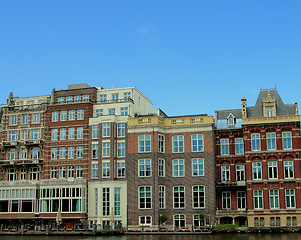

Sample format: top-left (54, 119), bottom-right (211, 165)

top-left (2, 141), bottom-right (19, 148)
top-left (0, 180), bottom-right (39, 187)
top-left (98, 98), bottom-right (133, 104)
top-left (216, 181), bottom-right (246, 191)
top-left (216, 209), bottom-right (247, 217)
top-left (0, 159), bottom-right (43, 166)
top-left (25, 139), bottom-right (43, 146)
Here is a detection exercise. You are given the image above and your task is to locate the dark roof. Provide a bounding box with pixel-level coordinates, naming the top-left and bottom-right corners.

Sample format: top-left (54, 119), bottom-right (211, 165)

top-left (215, 109), bottom-right (242, 120)
top-left (247, 88), bottom-right (296, 117)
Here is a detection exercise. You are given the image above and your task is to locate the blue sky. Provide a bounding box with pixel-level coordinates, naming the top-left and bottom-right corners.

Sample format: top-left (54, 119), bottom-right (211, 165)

top-left (1, 1), bottom-right (301, 116)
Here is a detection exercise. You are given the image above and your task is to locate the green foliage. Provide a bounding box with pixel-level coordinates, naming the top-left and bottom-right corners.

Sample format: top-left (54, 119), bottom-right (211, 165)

top-left (215, 224), bottom-right (239, 228)
top-left (199, 212), bottom-right (206, 220)
top-left (159, 214), bottom-right (168, 224)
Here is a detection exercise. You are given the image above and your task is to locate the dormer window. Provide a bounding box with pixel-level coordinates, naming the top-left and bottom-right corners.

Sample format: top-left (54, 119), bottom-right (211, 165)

top-left (266, 107), bottom-right (273, 117)
top-left (227, 114), bottom-right (235, 127)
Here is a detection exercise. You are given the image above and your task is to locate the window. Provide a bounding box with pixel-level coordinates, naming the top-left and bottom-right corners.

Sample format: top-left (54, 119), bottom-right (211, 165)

top-left (173, 186), bottom-right (185, 208)
top-left (59, 166), bottom-right (66, 178)
top-left (117, 142), bottom-right (125, 157)
top-left (282, 132), bottom-right (292, 149)
top-left (193, 214), bottom-right (205, 227)
top-left (66, 96), bottom-right (73, 103)
top-left (11, 115), bottom-right (17, 125)
top-left (139, 159), bottom-right (151, 177)
top-left (92, 125), bottom-right (99, 139)
top-left (100, 94), bottom-right (107, 103)
top-left (221, 165), bottom-right (230, 182)
top-left (103, 188), bottom-right (110, 216)
top-left (228, 115), bottom-right (235, 126)
top-left (51, 167), bottom-right (57, 179)
top-left (102, 123), bottom-right (110, 137)
top-left (158, 159), bottom-right (165, 177)
top-left (254, 190), bottom-right (263, 209)
top-left (60, 128), bottom-right (66, 140)
top-left (52, 129), bottom-right (58, 140)
top-left (74, 95), bottom-right (81, 103)
top-left (117, 123), bottom-right (125, 137)
top-left (7, 168), bottom-right (16, 181)
top-left (236, 165), bottom-right (245, 181)
top-left (22, 114), bottom-right (28, 124)
top-left (59, 147), bottom-right (66, 159)
top-left (269, 189), bottom-right (279, 209)
top-left (268, 161), bottom-right (278, 179)
top-left (96, 109), bottom-right (103, 117)
top-left (285, 189), bottom-right (295, 208)
top-left (69, 110), bottom-right (76, 120)
top-left (32, 113), bottom-right (40, 124)
top-left (251, 133), bottom-right (261, 151)
top-left (69, 127), bottom-right (75, 139)
top-left (124, 92), bottom-right (131, 101)
top-left (92, 144), bottom-right (98, 159)
top-left (117, 161), bottom-right (125, 177)
top-left (8, 148), bottom-right (17, 160)
top-left (267, 132), bottom-right (276, 150)
top-left (172, 135), bottom-right (184, 153)
top-left (21, 130), bottom-right (28, 140)
top-left (77, 146), bottom-right (83, 158)
top-left (139, 216), bottom-right (151, 226)
top-left (192, 186), bottom-right (205, 208)
top-left (92, 163), bottom-right (98, 179)
top-left (138, 135), bottom-right (151, 152)
top-left (20, 148), bottom-right (27, 159)
top-left (139, 186), bottom-right (151, 209)
top-left (222, 192), bottom-right (231, 209)
top-left (77, 109), bottom-right (84, 120)
top-left (77, 127), bottom-right (83, 139)
top-left (60, 111), bottom-right (67, 121)
top-left (8, 130), bottom-right (18, 141)
top-left (51, 148), bottom-right (57, 159)
top-left (237, 191), bottom-right (246, 209)
top-left (235, 138), bottom-right (244, 154)
top-left (102, 142), bottom-right (110, 157)
top-left (109, 108), bottom-right (115, 115)
top-left (31, 129), bottom-right (41, 139)
top-left (102, 162), bottom-right (110, 178)
top-left (68, 147), bottom-right (75, 159)
top-left (112, 93), bottom-right (118, 102)
top-left (52, 111), bottom-right (59, 122)
top-left (114, 188), bottom-right (121, 216)
top-left (173, 159), bottom-right (184, 177)
top-left (83, 95), bottom-right (89, 102)
top-left (192, 158), bottom-right (204, 176)
top-left (284, 160), bottom-right (294, 179)
top-left (159, 186), bottom-right (165, 209)
top-left (58, 97), bottom-right (65, 104)
top-left (158, 135), bottom-right (165, 153)
top-left (254, 217), bottom-right (259, 227)
top-left (30, 147), bottom-right (40, 159)
top-left (68, 166), bottom-right (74, 178)
top-left (76, 166), bottom-right (83, 178)
top-left (192, 134), bottom-right (204, 152)
top-left (121, 107), bottom-right (128, 115)
top-left (220, 139), bottom-right (229, 155)
top-left (266, 106), bottom-right (273, 117)
top-left (287, 217), bottom-right (297, 227)
top-left (174, 214), bottom-right (186, 228)
top-left (252, 162), bottom-right (262, 180)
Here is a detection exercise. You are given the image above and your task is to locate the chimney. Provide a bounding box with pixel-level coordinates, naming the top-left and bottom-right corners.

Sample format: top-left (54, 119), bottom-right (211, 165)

top-left (241, 97), bottom-right (247, 118)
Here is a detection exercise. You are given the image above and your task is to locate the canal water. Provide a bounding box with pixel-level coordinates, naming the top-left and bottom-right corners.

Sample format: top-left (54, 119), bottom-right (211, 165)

top-left (1, 234), bottom-right (301, 240)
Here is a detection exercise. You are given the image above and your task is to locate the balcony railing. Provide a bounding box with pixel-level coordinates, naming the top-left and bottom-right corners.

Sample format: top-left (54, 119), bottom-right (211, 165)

top-left (25, 139), bottom-right (43, 145)
top-left (216, 181), bottom-right (246, 191)
top-left (216, 209), bottom-right (247, 216)
top-left (0, 159), bottom-right (43, 166)
top-left (2, 141), bottom-right (19, 147)
top-left (98, 98), bottom-right (133, 104)
top-left (0, 180), bottom-right (39, 187)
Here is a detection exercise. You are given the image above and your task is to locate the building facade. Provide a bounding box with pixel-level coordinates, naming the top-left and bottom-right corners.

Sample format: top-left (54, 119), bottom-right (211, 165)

top-left (215, 88), bottom-right (301, 229)
top-left (127, 115), bottom-right (216, 230)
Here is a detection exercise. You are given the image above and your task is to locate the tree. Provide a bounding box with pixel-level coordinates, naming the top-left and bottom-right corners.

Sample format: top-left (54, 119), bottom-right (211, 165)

top-left (159, 214), bottom-right (168, 225)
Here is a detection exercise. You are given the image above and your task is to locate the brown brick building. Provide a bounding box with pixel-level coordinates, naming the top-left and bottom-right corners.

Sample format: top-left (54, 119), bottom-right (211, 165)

top-left (127, 115), bottom-right (216, 230)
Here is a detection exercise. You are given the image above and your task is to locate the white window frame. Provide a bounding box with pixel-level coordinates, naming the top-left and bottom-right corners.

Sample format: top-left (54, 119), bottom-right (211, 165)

top-left (252, 162), bottom-right (262, 180)
top-left (192, 158), bottom-right (204, 176)
top-left (254, 190), bottom-right (263, 209)
top-left (158, 134), bottom-right (165, 153)
top-left (192, 134), bottom-right (204, 152)
top-left (282, 131), bottom-right (292, 150)
top-left (284, 160), bottom-right (294, 179)
top-left (235, 138), bottom-right (244, 155)
top-left (173, 159), bottom-right (185, 177)
top-left (138, 186), bottom-right (152, 209)
top-left (269, 189), bottom-right (279, 209)
top-left (268, 161), bottom-right (278, 179)
top-left (173, 186), bottom-right (185, 209)
top-left (158, 158), bottom-right (165, 177)
top-left (266, 132), bottom-right (276, 150)
top-left (251, 133), bottom-right (261, 151)
top-left (138, 135), bottom-right (151, 152)
top-left (192, 185), bottom-right (205, 209)
top-left (172, 135), bottom-right (184, 153)
top-left (138, 159), bottom-right (151, 177)
top-left (220, 139), bottom-right (229, 155)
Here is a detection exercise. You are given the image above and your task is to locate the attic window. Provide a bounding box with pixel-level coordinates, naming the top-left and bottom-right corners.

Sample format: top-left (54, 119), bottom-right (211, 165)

top-left (266, 107), bottom-right (273, 117)
top-left (227, 115), bottom-right (235, 127)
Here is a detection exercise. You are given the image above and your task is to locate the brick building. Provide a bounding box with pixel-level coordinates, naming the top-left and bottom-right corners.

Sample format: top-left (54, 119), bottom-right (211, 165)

top-left (215, 88), bottom-right (301, 229)
top-left (127, 115), bottom-right (216, 230)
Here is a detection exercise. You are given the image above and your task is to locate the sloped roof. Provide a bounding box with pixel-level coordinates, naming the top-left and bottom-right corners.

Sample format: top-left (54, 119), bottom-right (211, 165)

top-left (247, 88), bottom-right (296, 117)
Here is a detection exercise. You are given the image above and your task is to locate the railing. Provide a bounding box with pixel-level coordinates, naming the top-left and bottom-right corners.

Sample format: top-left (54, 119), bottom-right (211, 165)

top-left (98, 98), bottom-right (133, 104)
top-left (40, 179), bottom-right (86, 185)
top-left (0, 180), bottom-right (39, 186)
top-left (216, 209), bottom-right (247, 216)
top-left (2, 141), bottom-right (19, 147)
top-left (0, 159), bottom-right (43, 166)
top-left (25, 139), bottom-right (44, 145)
top-left (217, 181), bottom-right (246, 186)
